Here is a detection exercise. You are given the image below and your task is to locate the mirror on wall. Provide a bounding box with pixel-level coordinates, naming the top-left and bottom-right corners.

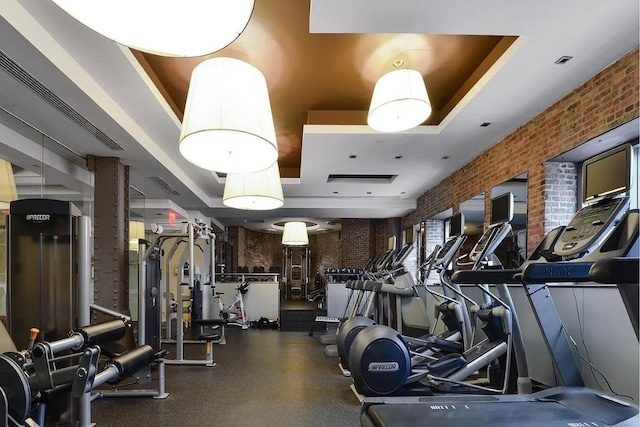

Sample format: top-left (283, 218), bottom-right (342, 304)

top-left (460, 193), bottom-right (485, 237)
top-left (458, 193), bottom-right (485, 270)
top-left (491, 172), bottom-right (528, 268)
top-left (421, 208), bottom-right (452, 285)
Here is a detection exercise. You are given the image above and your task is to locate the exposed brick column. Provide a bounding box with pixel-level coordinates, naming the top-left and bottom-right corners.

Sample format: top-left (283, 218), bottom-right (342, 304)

top-left (543, 162), bottom-right (578, 234)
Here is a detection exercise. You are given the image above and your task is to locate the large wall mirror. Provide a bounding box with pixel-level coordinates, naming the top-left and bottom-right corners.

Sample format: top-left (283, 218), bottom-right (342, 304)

top-left (422, 208), bottom-right (452, 285)
top-left (491, 172), bottom-right (528, 268)
top-left (458, 193), bottom-right (485, 269)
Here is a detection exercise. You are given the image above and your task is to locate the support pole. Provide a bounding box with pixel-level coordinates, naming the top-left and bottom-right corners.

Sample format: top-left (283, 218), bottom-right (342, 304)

top-left (138, 241), bottom-right (147, 345)
top-left (78, 216), bottom-right (92, 427)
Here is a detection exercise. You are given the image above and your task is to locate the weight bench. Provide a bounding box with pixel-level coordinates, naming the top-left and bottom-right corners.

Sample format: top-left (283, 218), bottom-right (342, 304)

top-left (191, 319), bottom-right (227, 367)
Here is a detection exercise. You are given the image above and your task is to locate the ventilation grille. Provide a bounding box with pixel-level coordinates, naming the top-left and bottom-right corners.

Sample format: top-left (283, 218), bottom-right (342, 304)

top-left (150, 176), bottom-right (180, 195)
top-left (327, 174), bottom-right (397, 184)
top-left (0, 49), bottom-right (124, 151)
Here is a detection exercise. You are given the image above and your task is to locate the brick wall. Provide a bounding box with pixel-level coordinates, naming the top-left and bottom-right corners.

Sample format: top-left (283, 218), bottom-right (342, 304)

top-left (239, 228), bottom-right (282, 272)
top-left (402, 49), bottom-right (639, 254)
top-left (544, 162), bottom-right (578, 234)
top-left (341, 218), bottom-right (375, 269)
top-left (309, 232), bottom-right (341, 277)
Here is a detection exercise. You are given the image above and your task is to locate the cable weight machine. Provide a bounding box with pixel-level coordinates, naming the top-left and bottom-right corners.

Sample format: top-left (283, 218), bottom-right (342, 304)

top-left (282, 245), bottom-right (311, 300)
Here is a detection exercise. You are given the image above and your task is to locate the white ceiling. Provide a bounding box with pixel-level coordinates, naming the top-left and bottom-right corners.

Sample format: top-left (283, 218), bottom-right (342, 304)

top-left (0, 0), bottom-right (637, 231)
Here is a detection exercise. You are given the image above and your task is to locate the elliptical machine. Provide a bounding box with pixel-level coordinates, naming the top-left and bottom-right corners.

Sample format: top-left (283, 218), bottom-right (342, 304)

top-left (336, 244), bottom-right (425, 374)
top-left (349, 193), bottom-right (529, 396)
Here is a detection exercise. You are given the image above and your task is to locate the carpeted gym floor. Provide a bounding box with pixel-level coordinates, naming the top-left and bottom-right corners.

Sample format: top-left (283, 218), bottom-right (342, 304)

top-left (91, 327), bottom-right (360, 426)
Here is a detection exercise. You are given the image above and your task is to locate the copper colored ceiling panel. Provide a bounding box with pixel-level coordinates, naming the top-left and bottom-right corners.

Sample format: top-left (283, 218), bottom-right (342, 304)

top-left (135, 0), bottom-right (516, 178)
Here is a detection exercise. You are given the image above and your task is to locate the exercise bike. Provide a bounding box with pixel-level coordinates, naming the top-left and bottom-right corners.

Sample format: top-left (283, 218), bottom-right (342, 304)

top-left (214, 282), bottom-right (251, 329)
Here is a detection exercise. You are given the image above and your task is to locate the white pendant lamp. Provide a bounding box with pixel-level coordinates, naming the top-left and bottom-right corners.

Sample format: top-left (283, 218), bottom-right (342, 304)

top-left (367, 65), bottom-right (431, 133)
top-left (282, 221), bottom-right (308, 246)
top-left (223, 162), bottom-right (284, 210)
top-left (50, 0), bottom-right (254, 57)
top-left (179, 57), bottom-right (279, 173)
top-left (0, 158), bottom-right (17, 204)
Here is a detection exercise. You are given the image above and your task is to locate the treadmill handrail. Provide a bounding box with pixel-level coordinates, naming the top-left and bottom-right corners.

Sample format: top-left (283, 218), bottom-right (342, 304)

top-left (451, 269), bottom-right (522, 284)
top-left (521, 261), bottom-right (594, 283)
top-left (589, 257), bottom-right (639, 284)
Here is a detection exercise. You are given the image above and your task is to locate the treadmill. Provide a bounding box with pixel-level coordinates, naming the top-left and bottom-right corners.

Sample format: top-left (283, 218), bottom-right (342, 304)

top-left (361, 143), bottom-right (639, 426)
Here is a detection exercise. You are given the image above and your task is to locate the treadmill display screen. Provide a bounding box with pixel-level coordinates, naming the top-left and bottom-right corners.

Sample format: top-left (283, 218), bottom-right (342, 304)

top-left (449, 212), bottom-right (465, 237)
top-left (582, 144), bottom-right (630, 204)
top-left (490, 192), bottom-right (514, 226)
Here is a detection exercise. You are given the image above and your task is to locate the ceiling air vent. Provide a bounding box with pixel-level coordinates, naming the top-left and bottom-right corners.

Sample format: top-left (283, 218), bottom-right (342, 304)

top-left (327, 174), bottom-right (397, 184)
top-left (0, 48), bottom-right (124, 151)
top-left (244, 219), bottom-right (265, 224)
top-left (150, 176), bottom-right (180, 195)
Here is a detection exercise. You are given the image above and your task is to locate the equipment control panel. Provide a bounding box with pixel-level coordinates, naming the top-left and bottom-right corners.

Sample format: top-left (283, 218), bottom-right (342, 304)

top-left (435, 236), bottom-right (465, 267)
top-left (554, 197), bottom-right (627, 257)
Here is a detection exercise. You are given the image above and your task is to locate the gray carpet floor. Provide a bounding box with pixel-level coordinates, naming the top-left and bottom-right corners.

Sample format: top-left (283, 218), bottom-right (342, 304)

top-left (91, 327), bottom-right (360, 426)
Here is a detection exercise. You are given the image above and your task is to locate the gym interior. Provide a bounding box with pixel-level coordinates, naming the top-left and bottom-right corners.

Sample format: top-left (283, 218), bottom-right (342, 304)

top-left (0, 2), bottom-right (638, 426)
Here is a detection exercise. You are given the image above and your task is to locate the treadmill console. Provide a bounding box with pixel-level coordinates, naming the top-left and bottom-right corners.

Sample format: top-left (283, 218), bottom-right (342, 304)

top-left (554, 197), bottom-right (627, 257)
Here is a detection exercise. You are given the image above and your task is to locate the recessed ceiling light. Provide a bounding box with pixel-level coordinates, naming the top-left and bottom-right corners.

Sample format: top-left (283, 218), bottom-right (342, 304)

top-left (349, 154), bottom-right (357, 159)
top-left (394, 155), bottom-right (403, 159)
top-left (480, 122), bottom-right (491, 127)
top-left (554, 55), bottom-right (573, 65)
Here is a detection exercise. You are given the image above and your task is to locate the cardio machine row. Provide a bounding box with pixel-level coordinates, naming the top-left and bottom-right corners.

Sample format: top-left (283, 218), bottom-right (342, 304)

top-left (359, 193), bottom-right (639, 423)
top-left (336, 193), bottom-right (528, 398)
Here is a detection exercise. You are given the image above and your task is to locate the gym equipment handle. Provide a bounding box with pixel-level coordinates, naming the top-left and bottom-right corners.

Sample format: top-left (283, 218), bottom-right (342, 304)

top-left (589, 258), bottom-right (639, 284)
top-left (451, 269), bottom-right (521, 284)
top-left (522, 262), bottom-right (593, 283)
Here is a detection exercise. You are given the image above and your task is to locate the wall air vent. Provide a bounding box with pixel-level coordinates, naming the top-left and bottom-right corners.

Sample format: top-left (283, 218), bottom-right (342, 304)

top-left (327, 174), bottom-right (397, 184)
top-left (150, 176), bottom-right (180, 195)
top-left (0, 49), bottom-right (124, 151)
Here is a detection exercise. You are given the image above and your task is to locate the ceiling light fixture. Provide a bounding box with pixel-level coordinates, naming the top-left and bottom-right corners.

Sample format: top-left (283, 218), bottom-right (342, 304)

top-left (281, 221), bottom-right (309, 246)
top-left (50, 0), bottom-right (254, 57)
top-left (367, 60), bottom-right (431, 133)
top-left (0, 158), bottom-right (17, 207)
top-left (554, 56), bottom-right (573, 65)
top-left (179, 57), bottom-right (278, 173)
top-left (223, 162), bottom-right (284, 210)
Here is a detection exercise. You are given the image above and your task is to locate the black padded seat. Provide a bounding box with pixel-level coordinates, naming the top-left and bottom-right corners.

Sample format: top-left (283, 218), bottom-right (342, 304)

top-left (197, 334), bottom-right (220, 341)
top-left (192, 319), bottom-right (227, 326)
